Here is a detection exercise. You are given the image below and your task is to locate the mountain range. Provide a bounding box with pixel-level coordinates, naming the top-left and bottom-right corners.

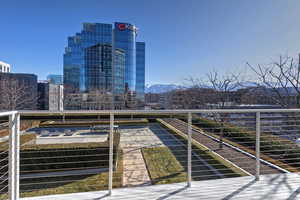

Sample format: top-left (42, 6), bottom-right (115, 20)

top-left (145, 84), bottom-right (183, 93)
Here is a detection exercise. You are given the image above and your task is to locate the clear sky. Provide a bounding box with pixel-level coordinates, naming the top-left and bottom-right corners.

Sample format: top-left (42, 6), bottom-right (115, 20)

top-left (1, 0), bottom-right (300, 85)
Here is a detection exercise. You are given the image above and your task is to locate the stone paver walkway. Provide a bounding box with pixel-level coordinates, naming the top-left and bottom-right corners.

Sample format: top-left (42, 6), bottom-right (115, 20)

top-left (120, 127), bottom-right (165, 186)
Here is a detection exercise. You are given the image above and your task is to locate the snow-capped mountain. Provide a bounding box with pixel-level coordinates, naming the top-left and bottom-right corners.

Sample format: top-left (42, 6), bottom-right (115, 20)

top-left (145, 84), bottom-right (182, 93)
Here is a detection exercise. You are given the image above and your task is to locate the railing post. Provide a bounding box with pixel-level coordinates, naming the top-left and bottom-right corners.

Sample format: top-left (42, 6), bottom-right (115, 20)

top-left (255, 112), bottom-right (261, 181)
top-left (187, 112), bottom-right (192, 187)
top-left (9, 113), bottom-right (20, 200)
top-left (108, 113), bottom-right (114, 195)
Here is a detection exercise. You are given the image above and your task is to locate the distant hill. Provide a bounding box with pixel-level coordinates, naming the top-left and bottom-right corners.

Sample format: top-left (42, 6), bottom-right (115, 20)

top-left (145, 84), bottom-right (183, 93)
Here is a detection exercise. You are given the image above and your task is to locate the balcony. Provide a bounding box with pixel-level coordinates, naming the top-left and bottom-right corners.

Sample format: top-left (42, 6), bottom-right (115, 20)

top-left (1, 109), bottom-right (300, 200)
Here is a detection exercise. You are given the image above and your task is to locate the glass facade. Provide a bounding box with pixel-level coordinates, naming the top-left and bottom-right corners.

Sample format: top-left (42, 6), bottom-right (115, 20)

top-left (84, 44), bottom-right (111, 91)
top-left (63, 22), bottom-right (145, 107)
top-left (114, 22), bottom-right (137, 92)
top-left (114, 49), bottom-right (125, 95)
top-left (136, 42), bottom-right (145, 101)
top-left (64, 23), bottom-right (112, 93)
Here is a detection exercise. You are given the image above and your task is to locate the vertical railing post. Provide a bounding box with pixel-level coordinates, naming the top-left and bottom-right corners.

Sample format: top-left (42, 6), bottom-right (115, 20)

top-left (9, 112), bottom-right (20, 200)
top-left (187, 112), bottom-right (192, 187)
top-left (255, 112), bottom-right (261, 181)
top-left (108, 113), bottom-right (114, 195)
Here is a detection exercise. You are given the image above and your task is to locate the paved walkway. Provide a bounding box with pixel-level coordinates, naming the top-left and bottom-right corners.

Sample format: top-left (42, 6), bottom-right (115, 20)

top-left (22, 173), bottom-right (300, 200)
top-left (120, 127), bottom-right (164, 186)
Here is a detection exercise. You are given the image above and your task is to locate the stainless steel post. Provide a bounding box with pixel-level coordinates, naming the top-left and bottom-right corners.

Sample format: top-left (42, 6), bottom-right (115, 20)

top-left (9, 113), bottom-right (20, 200)
top-left (187, 112), bottom-right (192, 187)
top-left (255, 112), bottom-right (261, 181)
top-left (108, 113), bottom-right (114, 195)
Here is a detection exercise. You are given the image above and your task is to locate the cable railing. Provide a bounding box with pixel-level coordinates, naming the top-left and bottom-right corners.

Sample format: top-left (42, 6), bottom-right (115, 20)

top-left (4, 109), bottom-right (300, 199)
top-left (0, 111), bottom-right (19, 200)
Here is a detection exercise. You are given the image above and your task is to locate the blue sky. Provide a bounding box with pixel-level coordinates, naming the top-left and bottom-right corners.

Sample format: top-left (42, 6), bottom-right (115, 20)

top-left (1, 0), bottom-right (300, 85)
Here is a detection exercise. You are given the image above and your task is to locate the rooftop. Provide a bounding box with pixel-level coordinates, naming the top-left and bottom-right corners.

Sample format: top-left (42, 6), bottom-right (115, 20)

top-left (22, 173), bottom-right (300, 200)
top-left (2, 109), bottom-right (300, 200)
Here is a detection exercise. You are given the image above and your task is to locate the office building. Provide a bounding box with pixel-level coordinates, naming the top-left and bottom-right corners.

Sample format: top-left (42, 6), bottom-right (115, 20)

top-left (84, 44), bottom-right (125, 94)
top-left (0, 61), bottom-right (11, 73)
top-left (47, 74), bottom-right (63, 85)
top-left (37, 81), bottom-right (49, 110)
top-left (63, 22), bottom-right (145, 109)
top-left (38, 81), bottom-right (64, 111)
top-left (64, 23), bottom-right (113, 93)
top-left (0, 72), bottom-right (37, 110)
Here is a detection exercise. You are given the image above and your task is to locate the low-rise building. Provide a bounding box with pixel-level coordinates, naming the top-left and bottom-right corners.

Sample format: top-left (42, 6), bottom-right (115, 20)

top-left (47, 74), bottom-right (63, 85)
top-left (0, 61), bottom-right (11, 73)
top-left (38, 81), bottom-right (64, 111)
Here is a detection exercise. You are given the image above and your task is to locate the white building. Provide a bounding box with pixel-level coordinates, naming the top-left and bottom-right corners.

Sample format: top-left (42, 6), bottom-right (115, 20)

top-left (0, 61), bottom-right (11, 73)
top-left (49, 84), bottom-right (64, 111)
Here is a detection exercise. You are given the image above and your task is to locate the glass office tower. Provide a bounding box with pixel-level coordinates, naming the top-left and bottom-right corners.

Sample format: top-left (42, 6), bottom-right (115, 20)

top-left (64, 23), bottom-right (113, 93)
top-left (136, 42), bottom-right (145, 100)
top-left (64, 22), bottom-right (145, 108)
top-left (114, 22), bottom-right (137, 92)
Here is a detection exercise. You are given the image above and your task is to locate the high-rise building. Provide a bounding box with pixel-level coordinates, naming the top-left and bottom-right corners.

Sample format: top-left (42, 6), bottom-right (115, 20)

top-left (0, 61), bottom-right (11, 73)
top-left (114, 22), bottom-right (137, 92)
top-left (84, 44), bottom-right (125, 94)
top-left (47, 74), bottom-right (63, 85)
top-left (64, 23), bottom-right (113, 93)
top-left (136, 42), bottom-right (145, 101)
top-left (63, 22), bottom-right (145, 109)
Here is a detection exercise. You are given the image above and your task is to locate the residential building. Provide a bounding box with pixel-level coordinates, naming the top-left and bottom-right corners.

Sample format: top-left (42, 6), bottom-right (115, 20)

top-left (0, 61), bottom-right (11, 73)
top-left (47, 74), bottom-right (63, 85)
top-left (0, 72), bottom-right (37, 110)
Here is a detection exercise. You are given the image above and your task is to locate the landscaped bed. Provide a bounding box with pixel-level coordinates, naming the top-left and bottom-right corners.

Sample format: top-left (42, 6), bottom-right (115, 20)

top-left (0, 130), bottom-right (123, 198)
top-left (0, 120), bottom-right (40, 137)
top-left (0, 149), bottom-right (123, 198)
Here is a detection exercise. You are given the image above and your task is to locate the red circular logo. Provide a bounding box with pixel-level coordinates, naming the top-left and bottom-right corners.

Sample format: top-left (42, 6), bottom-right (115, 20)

top-left (118, 24), bottom-right (126, 31)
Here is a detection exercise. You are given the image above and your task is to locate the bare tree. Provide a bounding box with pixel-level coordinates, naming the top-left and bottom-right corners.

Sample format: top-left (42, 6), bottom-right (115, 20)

top-left (0, 78), bottom-right (37, 110)
top-left (186, 70), bottom-right (243, 149)
top-left (186, 70), bottom-right (242, 106)
top-left (247, 55), bottom-right (300, 108)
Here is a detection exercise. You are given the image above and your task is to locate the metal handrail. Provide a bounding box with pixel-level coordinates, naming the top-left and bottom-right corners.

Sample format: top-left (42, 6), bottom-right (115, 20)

top-left (17, 108), bottom-right (300, 115)
top-left (0, 111), bottom-right (19, 200)
top-left (5, 108), bottom-right (300, 199)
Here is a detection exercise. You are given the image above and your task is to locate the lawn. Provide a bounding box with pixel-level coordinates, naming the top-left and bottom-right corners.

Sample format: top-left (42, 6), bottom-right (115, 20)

top-left (157, 119), bottom-right (247, 178)
top-left (142, 147), bottom-right (187, 185)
